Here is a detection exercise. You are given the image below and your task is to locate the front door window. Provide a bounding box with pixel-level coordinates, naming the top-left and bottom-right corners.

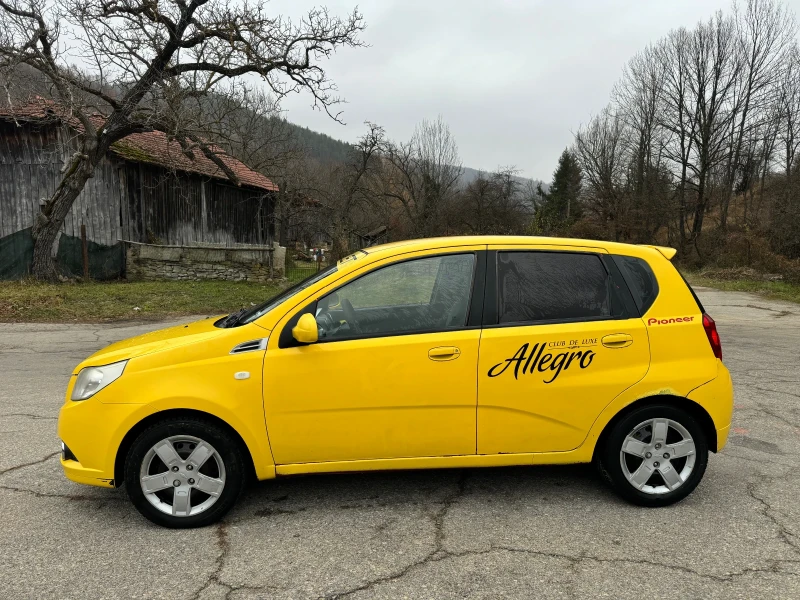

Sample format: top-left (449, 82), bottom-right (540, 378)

top-left (315, 253), bottom-right (475, 341)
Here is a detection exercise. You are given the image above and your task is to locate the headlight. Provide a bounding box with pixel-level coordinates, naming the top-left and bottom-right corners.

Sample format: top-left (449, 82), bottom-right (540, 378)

top-left (71, 360), bottom-right (128, 401)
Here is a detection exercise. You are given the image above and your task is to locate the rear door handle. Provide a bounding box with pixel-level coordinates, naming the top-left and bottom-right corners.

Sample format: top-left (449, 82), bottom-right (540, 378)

top-left (429, 346), bottom-right (461, 361)
top-left (602, 333), bottom-right (633, 348)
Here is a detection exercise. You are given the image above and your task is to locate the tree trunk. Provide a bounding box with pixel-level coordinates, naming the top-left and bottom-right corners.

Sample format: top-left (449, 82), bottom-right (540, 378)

top-left (692, 168), bottom-right (707, 240)
top-left (31, 154), bottom-right (96, 280)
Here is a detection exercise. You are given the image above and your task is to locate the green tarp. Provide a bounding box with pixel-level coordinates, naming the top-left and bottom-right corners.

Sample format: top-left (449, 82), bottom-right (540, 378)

top-left (0, 228), bottom-right (34, 279)
top-left (0, 228), bottom-right (124, 280)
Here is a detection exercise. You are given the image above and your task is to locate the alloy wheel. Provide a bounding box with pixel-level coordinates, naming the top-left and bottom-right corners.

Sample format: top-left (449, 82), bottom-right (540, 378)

top-left (619, 418), bottom-right (696, 495)
top-left (139, 435), bottom-right (226, 517)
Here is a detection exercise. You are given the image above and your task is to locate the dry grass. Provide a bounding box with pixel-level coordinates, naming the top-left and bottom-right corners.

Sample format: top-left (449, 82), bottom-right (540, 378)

top-left (0, 279), bottom-right (284, 323)
top-left (685, 271), bottom-right (800, 305)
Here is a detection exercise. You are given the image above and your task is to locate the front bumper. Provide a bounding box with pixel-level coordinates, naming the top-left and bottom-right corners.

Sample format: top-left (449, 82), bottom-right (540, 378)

top-left (58, 397), bottom-right (141, 488)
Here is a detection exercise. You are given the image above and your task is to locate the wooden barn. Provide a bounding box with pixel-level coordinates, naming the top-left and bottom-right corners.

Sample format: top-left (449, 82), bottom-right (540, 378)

top-left (0, 99), bottom-right (278, 279)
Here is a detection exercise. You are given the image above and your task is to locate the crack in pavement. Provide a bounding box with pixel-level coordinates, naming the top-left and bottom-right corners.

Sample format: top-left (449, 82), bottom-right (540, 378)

top-left (0, 484), bottom-right (125, 503)
top-left (189, 522), bottom-right (230, 600)
top-left (1, 413), bottom-right (57, 421)
top-left (322, 543), bottom-right (800, 599)
top-left (744, 304), bottom-right (794, 317)
top-left (324, 471), bottom-right (470, 600)
top-left (317, 467), bottom-right (800, 599)
top-left (188, 522), bottom-right (279, 600)
top-left (756, 389), bottom-right (800, 403)
top-left (747, 479), bottom-right (800, 556)
top-left (0, 452), bottom-right (59, 476)
top-left (722, 452), bottom-right (798, 468)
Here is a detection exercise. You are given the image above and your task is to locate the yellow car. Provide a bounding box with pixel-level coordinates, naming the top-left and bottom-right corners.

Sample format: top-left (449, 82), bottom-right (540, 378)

top-left (58, 236), bottom-right (733, 527)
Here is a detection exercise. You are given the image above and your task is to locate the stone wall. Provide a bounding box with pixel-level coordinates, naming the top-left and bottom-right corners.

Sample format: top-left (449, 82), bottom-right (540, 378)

top-left (125, 241), bottom-right (286, 282)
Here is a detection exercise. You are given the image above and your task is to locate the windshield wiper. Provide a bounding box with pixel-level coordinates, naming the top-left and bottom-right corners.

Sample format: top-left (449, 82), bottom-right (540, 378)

top-left (218, 308), bottom-right (248, 328)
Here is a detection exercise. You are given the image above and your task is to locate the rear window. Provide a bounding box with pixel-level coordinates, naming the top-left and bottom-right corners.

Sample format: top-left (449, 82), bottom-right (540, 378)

top-left (612, 255), bottom-right (659, 314)
top-left (497, 251), bottom-right (611, 324)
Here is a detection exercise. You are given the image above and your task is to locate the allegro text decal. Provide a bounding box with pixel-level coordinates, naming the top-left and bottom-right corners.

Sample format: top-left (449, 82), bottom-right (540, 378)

top-left (488, 341), bottom-right (596, 384)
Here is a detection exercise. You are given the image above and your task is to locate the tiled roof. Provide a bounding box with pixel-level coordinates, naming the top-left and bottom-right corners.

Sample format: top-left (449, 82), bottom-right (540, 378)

top-left (109, 131), bottom-right (278, 191)
top-left (0, 98), bottom-right (278, 192)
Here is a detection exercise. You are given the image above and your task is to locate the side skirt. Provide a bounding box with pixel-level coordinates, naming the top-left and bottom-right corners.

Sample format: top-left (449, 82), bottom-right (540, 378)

top-left (275, 448), bottom-right (593, 476)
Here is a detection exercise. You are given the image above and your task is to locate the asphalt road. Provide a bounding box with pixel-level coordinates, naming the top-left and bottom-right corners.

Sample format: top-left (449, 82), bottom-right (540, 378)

top-left (1, 287), bottom-right (799, 599)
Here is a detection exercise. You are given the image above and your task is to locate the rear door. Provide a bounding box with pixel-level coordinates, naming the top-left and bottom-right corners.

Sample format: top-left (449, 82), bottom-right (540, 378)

top-left (477, 246), bottom-right (650, 454)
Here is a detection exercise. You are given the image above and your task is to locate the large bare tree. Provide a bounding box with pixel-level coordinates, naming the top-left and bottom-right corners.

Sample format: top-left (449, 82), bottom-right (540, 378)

top-left (0, 0), bottom-right (364, 279)
top-left (381, 116), bottom-right (463, 237)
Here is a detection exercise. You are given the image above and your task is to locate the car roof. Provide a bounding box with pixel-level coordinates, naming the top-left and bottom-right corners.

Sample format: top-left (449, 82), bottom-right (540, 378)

top-left (358, 236), bottom-right (670, 261)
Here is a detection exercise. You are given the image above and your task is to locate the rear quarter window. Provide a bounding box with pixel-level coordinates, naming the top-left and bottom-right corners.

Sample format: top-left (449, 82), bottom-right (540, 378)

top-left (612, 255), bottom-right (659, 314)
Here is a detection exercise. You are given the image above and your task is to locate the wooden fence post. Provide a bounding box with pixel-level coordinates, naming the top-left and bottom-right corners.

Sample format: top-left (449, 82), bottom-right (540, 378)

top-left (81, 223), bottom-right (89, 281)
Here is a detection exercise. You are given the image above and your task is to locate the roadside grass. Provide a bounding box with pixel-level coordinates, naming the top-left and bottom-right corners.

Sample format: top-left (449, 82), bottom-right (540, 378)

top-left (0, 279), bottom-right (284, 323)
top-left (685, 272), bottom-right (800, 305)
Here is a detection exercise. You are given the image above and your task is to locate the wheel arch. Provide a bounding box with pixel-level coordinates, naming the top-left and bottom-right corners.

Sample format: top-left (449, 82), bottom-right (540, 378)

top-left (591, 395), bottom-right (718, 463)
top-left (113, 408), bottom-right (258, 487)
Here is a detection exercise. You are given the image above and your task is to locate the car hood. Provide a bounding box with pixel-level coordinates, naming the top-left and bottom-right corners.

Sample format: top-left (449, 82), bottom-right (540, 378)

top-left (73, 316), bottom-right (226, 373)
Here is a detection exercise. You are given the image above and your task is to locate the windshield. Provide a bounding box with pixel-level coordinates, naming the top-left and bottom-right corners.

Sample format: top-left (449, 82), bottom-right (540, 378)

top-left (226, 264), bottom-right (339, 327)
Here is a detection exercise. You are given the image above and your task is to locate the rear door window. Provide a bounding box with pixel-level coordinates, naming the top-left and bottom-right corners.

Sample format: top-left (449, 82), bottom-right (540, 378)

top-left (496, 251), bottom-right (613, 324)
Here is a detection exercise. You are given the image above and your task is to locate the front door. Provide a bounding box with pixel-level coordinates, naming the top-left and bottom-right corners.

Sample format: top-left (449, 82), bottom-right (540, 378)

top-left (477, 248), bottom-right (650, 454)
top-left (264, 250), bottom-right (482, 465)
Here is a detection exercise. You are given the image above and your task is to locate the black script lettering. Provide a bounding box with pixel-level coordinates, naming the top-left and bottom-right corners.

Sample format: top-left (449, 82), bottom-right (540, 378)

top-left (537, 353), bottom-right (553, 371)
top-left (488, 343), bottom-right (529, 379)
top-left (527, 343), bottom-right (545, 375)
top-left (565, 351), bottom-right (582, 369)
top-left (522, 343), bottom-right (540, 375)
top-left (543, 353), bottom-right (568, 384)
top-left (488, 341), bottom-right (597, 383)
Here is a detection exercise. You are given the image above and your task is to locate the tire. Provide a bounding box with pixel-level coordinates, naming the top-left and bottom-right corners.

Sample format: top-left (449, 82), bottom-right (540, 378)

top-left (597, 404), bottom-right (708, 507)
top-left (124, 417), bottom-right (245, 528)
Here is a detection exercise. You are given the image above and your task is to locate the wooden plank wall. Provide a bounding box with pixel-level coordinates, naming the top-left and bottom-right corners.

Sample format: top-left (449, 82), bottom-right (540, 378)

top-left (0, 121), bottom-right (275, 248)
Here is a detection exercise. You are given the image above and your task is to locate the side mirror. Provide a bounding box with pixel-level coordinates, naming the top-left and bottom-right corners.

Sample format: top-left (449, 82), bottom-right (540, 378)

top-left (292, 313), bottom-right (319, 344)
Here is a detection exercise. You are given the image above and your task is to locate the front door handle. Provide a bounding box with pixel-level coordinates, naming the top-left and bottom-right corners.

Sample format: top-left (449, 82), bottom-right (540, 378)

top-left (602, 333), bottom-right (633, 348)
top-left (429, 346), bottom-right (461, 361)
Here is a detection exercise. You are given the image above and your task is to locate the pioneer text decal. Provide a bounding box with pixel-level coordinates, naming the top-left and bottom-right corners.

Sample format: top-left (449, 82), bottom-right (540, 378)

top-left (647, 316), bottom-right (694, 326)
top-left (488, 339), bottom-right (597, 384)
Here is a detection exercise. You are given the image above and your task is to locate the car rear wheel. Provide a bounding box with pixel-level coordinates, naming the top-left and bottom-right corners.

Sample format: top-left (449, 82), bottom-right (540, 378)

top-left (597, 404), bottom-right (708, 507)
top-left (124, 417), bottom-right (245, 528)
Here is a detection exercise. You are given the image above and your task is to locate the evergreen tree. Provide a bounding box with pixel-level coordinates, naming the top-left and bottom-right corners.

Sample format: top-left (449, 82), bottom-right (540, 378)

top-left (535, 149), bottom-right (583, 232)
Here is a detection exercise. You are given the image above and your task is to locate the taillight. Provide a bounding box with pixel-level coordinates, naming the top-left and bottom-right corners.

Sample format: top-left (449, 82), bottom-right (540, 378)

top-left (702, 313), bottom-right (722, 359)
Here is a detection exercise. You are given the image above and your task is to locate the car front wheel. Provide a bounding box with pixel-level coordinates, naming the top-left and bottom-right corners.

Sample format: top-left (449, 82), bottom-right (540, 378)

top-left (597, 404), bottom-right (709, 507)
top-left (124, 417), bottom-right (245, 528)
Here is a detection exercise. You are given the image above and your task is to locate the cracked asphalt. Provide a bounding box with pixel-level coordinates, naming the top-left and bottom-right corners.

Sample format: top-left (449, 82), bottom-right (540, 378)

top-left (1, 287), bottom-right (799, 599)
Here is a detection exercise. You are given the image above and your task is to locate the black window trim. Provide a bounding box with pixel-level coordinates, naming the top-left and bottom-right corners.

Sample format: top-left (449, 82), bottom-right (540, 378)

top-left (482, 248), bottom-right (638, 329)
top-left (279, 250), bottom-right (486, 348)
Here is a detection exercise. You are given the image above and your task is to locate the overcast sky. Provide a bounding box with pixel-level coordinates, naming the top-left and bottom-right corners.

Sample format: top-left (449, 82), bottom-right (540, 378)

top-left (270, 0), bottom-right (800, 181)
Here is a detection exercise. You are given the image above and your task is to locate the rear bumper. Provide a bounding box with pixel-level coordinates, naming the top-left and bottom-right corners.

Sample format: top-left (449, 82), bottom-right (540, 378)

top-left (687, 361), bottom-right (734, 452)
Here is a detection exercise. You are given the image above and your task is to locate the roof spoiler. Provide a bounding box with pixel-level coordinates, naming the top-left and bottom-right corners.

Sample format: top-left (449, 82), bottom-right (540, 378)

top-left (641, 245), bottom-right (677, 260)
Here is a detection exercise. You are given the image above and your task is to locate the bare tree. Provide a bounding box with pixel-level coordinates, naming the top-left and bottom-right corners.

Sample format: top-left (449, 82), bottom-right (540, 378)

top-left (318, 122), bottom-right (386, 259)
top-left (457, 168), bottom-right (531, 235)
top-left (0, 0), bottom-right (365, 279)
top-left (198, 86), bottom-right (304, 181)
top-left (680, 12), bottom-right (741, 245)
top-left (574, 108), bottom-right (629, 241)
top-left (720, 0), bottom-right (797, 227)
top-left (777, 44), bottom-right (800, 177)
top-left (381, 116), bottom-right (463, 237)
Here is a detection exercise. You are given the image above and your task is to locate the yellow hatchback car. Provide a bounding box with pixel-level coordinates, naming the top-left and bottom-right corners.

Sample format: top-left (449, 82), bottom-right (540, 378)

top-left (58, 236), bottom-right (733, 527)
